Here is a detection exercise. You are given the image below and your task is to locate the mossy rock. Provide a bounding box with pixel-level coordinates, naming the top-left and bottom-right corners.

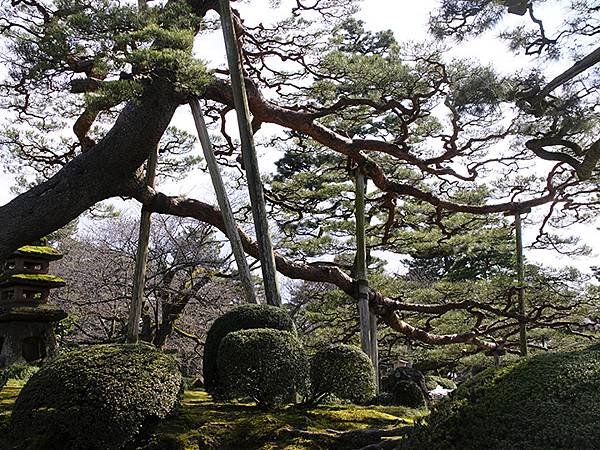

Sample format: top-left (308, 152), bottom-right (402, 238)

top-left (406, 347), bottom-right (600, 449)
top-left (392, 380), bottom-right (426, 408)
top-left (10, 344), bottom-right (183, 450)
top-left (203, 304), bottom-right (295, 399)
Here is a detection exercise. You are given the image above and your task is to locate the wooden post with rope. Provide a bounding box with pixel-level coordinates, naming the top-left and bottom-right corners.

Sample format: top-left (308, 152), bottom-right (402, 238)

top-left (218, 0), bottom-right (281, 306)
top-left (355, 168), bottom-right (378, 390)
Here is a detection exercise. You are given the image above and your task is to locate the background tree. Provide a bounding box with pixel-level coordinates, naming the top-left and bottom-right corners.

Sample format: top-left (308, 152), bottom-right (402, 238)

top-left (0, 0), bottom-right (597, 354)
top-left (53, 215), bottom-right (244, 375)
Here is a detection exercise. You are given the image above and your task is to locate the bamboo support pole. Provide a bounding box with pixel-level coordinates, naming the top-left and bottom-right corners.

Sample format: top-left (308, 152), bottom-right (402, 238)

top-left (218, 0), bottom-right (281, 306)
top-left (189, 98), bottom-right (256, 304)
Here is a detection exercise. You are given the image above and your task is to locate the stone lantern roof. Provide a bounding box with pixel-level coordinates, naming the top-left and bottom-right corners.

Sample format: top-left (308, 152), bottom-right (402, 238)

top-left (0, 274), bottom-right (66, 289)
top-left (0, 241), bottom-right (68, 366)
top-left (10, 245), bottom-right (64, 261)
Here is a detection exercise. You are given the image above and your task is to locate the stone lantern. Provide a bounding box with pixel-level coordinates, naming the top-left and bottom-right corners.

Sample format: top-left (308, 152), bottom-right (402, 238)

top-left (0, 241), bottom-right (67, 367)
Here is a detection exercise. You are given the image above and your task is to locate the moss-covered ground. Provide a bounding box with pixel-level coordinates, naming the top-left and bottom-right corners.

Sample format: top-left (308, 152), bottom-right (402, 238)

top-left (0, 382), bottom-right (426, 449)
top-left (0, 380), bottom-right (22, 447)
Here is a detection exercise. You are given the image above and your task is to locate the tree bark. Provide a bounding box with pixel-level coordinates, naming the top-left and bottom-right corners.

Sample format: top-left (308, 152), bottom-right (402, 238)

top-left (0, 86), bottom-right (181, 261)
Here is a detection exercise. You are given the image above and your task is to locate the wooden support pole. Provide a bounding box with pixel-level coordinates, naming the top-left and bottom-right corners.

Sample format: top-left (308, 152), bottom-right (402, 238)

top-left (127, 144), bottom-right (158, 343)
top-left (189, 98), bottom-right (257, 304)
top-left (369, 311), bottom-right (379, 392)
top-left (514, 211), bottom-right (528, 357)
top-left (505, 208), bottom-right (530, 357)
top-left (218, 0), bottom-right (281, 306)
top-left (355, 170), bottom-right (372, 358)
top-left (126, 0), bottom-right (152, 345)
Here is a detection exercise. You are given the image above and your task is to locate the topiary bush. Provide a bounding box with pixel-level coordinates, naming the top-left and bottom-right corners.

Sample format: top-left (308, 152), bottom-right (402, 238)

top-left (405, 347), bottom-right (600, 449)
top-left (203, 304), bottom-right (295, 398)
top-left (10, 344), bottom-right (183, 450)
top-left (217, 328), bottom-right (308, 408)
top-left (309, 344), bottom-right (376, 405)
top-left (392, 380), bottom-right (426, 408)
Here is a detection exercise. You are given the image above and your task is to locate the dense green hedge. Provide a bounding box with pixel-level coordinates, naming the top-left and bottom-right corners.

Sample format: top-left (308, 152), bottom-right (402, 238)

top-left (10, 344), bottom-right (183, 450)
top-left (310, 344), bottom-right (376, 405)
top-left (218, 328), bottom-right (308, 408)
top-left (203, 304), bottom-right (295, 398)
top-left (405, 347), bottom-right (600, 449)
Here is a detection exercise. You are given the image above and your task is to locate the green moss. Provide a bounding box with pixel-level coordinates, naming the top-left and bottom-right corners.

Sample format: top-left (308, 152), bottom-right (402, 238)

top-left (142, 390), bottom-right (425, 450)
top-left (9, 274), bottom-right (65, 284)
top-left (0, 380), bottom-right (25, 448)
top-left (1, 382), bottom-right (425, 450)
top-left (0, 364), bottom-right (39, 389)
top-left (16, 246), bottom-right (62, 257)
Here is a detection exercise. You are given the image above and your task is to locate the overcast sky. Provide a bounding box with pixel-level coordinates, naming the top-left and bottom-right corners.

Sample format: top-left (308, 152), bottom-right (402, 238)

top-left (0, 0), bottom-right (597, 274)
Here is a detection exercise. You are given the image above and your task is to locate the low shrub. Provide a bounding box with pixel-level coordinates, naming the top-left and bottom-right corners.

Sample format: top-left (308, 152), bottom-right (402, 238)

top-left (10, 343), bottom-right (183, 450)
top-left (217, 328), bottom-right (308, 408)
top-left (309, 344), bottom-right (376, 405)
top-left (0, 363), bottom-right (39, 390)
top-left (203, 304), bottom-right (295, 398)
top-left (425, 375), bottom-right (457, 391)
top-left (392, 380), bottom-right (426, 408)
top-left (3, 363), bottom-right (39, 381)
top-left (405, 347), bottom-right (600, 449)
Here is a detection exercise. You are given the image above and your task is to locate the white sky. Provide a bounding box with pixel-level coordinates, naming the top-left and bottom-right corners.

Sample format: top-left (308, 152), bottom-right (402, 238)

top-left (0, 0), bottom-right (598, 275)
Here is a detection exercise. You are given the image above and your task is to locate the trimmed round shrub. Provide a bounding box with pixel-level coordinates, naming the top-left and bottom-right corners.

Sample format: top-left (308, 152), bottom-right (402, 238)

top-left (203, 304), bottom-right (295, 398)
top-left (217, 328), bottom-right (308, 408)
top-left (310, 344), bottom-right (376, 405)
top-left (406, 347), bottom-right (600, 449)
top-left (10, 344), bottom-right (183, 450)
top-left (392, 380), bottom-right (426, 408)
